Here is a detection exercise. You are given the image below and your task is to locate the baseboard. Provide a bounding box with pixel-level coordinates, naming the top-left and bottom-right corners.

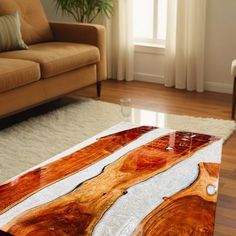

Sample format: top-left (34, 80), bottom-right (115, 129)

top-left (134, 73), bottom-right (164, 84)
top-left (204, 82), bottom-right (233, 94)
top-left (134, 73), bottom-right (233, 94)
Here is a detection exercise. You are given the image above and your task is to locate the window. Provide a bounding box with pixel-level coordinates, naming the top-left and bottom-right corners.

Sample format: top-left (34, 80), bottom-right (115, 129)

top-left (133, 0), bottom-right (167, 46)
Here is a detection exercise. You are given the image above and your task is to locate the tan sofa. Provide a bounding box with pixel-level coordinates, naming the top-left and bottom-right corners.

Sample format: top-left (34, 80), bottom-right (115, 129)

top-left (0, 0), bottom-right (106, 118)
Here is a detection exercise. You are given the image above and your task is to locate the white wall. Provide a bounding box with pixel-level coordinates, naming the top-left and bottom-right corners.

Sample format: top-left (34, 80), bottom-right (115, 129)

top-left (134, 46), bottom-right (165, 84)
top-left (41, 0), bottom-right (236, 94)
top-left (41, 0), bottom-right (73, 22)
top-left (204, 0), bottom-right (236, 94)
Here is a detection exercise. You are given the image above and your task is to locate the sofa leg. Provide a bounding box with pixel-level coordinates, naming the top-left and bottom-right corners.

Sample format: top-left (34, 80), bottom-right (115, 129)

top-left (232, 77), bottom-right (236, 119)
top-left (96, 81), bottom-right (101, 97)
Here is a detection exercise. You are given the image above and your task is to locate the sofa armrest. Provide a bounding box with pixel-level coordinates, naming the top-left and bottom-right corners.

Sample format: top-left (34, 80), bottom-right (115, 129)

top-left (49, 22), bottom-right (107, 81)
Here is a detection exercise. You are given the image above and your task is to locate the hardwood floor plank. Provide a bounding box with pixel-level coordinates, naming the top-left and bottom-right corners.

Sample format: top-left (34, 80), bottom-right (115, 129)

top-left (215, 207), bottom-right (236, 222)
top-left (215, 225), bottom-right (236, 236)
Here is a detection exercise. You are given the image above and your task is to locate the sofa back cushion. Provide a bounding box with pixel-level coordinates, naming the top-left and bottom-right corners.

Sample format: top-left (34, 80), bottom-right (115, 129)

top-left (0, 0), bottom-right (53, 45)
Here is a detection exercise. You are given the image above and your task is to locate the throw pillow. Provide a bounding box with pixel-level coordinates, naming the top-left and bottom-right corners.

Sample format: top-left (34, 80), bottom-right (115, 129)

top-left (0, 11), bottom-right (28, 52)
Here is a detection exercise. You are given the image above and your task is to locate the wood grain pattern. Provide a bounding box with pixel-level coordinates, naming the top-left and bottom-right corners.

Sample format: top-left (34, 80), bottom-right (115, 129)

top-left (75, 80), bottom-right (236, 235)
top-left (0, 126), bottom-right (156, 215)
top-left (132, 163), bottom-right (220, 236)
top-left (2, 131), bottom-right (218, 236)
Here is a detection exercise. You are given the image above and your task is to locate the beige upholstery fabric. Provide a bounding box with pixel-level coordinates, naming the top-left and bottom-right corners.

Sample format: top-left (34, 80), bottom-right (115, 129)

top-left (0, 12), bottom-right (28, 52)
top-left (0, 0), bottom-right (53, 45)
top-left (50, 22), bottom-right (106, 81)
top-left (231, 60), bottom-right (236, 77)
top-left (0, 58), bottom-right (40, 93)
top-left (0, 42), bottom-right (100, 79)
top-left (0, 65), bottom-right (96, 118)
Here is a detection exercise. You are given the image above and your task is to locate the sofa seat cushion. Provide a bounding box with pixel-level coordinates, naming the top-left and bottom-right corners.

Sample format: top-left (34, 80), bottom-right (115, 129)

top-left (0, 58), bottom-right (40, 93)
top-left (0, 42), bottom-right (100, 79)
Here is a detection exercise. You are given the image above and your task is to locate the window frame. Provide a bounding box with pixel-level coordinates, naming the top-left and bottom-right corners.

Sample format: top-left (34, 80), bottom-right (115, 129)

top-left (134, 0), bottom-right (167, 47)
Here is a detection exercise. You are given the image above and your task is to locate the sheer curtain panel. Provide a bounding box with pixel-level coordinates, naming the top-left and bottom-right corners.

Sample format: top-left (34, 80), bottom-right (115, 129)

top-left (165, 0), bottom-right (207, 92)
top-left (105, 0), bottom-right (134, 81)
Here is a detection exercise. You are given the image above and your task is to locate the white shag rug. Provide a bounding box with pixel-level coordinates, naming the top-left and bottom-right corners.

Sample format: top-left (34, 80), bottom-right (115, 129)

top-left (0, 98), bottom-right (235, 182)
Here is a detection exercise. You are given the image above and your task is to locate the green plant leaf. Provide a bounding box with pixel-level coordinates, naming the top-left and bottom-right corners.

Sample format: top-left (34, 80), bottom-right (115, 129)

top-left (54, 0), bottom-right (115, 23)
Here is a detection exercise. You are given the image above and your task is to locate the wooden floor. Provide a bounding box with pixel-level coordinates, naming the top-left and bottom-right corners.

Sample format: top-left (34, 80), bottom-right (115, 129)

top-left (73, 80), bottom-right (236, 236)
top-left (1, 80), bottom-right (235, 235)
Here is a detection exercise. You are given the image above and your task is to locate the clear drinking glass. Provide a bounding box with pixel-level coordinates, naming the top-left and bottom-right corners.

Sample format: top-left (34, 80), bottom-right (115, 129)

top-left (120, 98), bottom-right (132, 121)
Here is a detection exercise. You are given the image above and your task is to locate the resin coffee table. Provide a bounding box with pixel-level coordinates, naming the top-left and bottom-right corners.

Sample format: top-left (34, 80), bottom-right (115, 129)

top-left (0, 123), bottom-right (222, 236)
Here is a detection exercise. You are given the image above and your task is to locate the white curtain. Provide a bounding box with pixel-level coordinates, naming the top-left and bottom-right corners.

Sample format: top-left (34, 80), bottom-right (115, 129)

top-left (165, 0), bottom-right (207, 92)
top-left (105, 0), bottom-right (134, 81)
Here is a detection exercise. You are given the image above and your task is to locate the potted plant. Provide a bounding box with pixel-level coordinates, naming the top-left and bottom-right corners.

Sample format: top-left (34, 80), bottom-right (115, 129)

top-left (54, 0), bottom-right (114, 23)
